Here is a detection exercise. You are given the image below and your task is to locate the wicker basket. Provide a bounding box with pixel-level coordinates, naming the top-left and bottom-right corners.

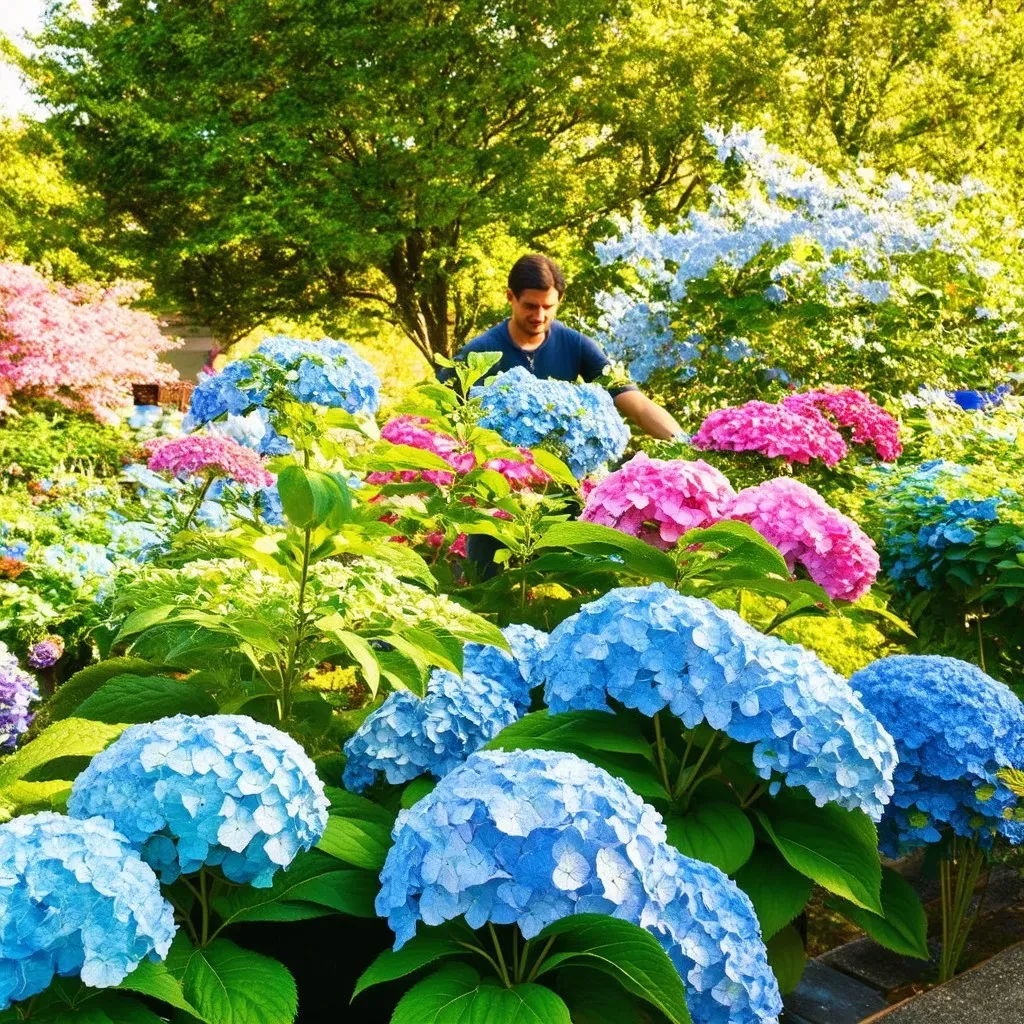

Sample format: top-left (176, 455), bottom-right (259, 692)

top-left (132, 382), bottom-right (195, 412)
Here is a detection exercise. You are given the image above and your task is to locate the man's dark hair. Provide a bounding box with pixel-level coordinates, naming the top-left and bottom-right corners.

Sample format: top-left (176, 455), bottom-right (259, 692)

top-left (508, 254), bottom-right (566, 298)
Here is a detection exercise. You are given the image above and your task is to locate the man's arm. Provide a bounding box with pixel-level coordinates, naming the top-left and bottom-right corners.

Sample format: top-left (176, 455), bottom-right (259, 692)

top-left (613, 389), bottom-right (683, 440)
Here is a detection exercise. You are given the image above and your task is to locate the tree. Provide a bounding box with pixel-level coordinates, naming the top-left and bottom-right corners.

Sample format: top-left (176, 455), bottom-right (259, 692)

top-left (27, 0), bottom-right (783, 362)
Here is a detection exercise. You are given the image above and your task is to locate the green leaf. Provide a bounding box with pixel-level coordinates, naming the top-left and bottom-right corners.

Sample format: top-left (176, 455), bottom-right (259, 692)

top-left (528, 448), bottom-right (578, 488)
top-left (48, 658), bottom-right (168, 721)
top-left (180, 939), bottom-right (297, 1024)
top-left (765, 924), bottom-right (807, 995)
top-left (680, 521), bottom-right (791, 578)
top-left (665, 802), bottom-right (755, 874)
top-left (115, 604), bottom-right (179, 641)
top-left (556, 971), bottom-right (639, 1024)
top-left (0, 719), bottom-right (125, 791)
top-left (536, 521), bottom-right (676, 582)
top-left (71, 674), bottom-right (217, 724)
top-left (391, 964), bottom-right (481, 1024)
top-left (534, 914), bottom-right (692, 1024)
top-left (213, 851), bottom-right (378, 926)
top-left (362, 443), bottom-right (456, 474)
top-left (733, 848), bottom-right (813, 940)
top-left (116, 960), bottom-right (206, 1019)
top-left (324, 628), bottom-right (381, 697)
top-left (317, 789), bottom-right (395, 870)
top-left (401, 777), bottom-right (437, 808)
top-left (353, 925), bottom-right (467, 1000)
top-left (277, 465), bottom-right (346, 529)
top-left (755, 802), bottom-right (882, 913)
top-left (828, 867), bottom-right (929, 960)
top-left (484, 711), bottom-right (666, 800)
top-left (457, 983), bottom-right (572, 1023)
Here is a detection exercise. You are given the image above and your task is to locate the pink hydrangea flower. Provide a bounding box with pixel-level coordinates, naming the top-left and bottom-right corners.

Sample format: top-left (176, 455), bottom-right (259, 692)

top-left (367, 416), bottom-right (475, 487)
top-left (784, 388), bottom-right (902, 461)
top-left (692, 400), bottom-right (848, 467)
top-left (146, 435), bottom-right (274, 488)
top-left (482, 449), bottom-right (551, 488)
top-left (723, 478), bottom-right (880, 601)
top-left (580, 452), bottom-right (736, 549)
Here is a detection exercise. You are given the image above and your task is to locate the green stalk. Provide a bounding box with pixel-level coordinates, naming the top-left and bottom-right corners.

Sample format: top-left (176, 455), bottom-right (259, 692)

top-left (524, 936), bottom-right (557, 984)
top-left (199, 867), bottom-right (210, 946)
top-left (938, 835), bottom-right (988, 982)
top-left (281, 524), bottom-right (313, 721)
top-left (181, 472), bottom-right (216, 532)
top-left (653, 712), bottom-right (672, 795)
top-left (488, 924), bottom-right (512, 988)
top-left (674, 733), bottom-right (718, 803)
top-left (975, 612), bottom-right (987, 674)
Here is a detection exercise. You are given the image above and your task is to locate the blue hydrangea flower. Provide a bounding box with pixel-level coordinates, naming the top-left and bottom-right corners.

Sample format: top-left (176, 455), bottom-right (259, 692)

top-left (538, 584), bottom-right (897, 820)
top-left (848, 655), bottom-right (1024, 856)
top-left (0, 642), bottom-right (37, 750)
top-left (184, 336), bottom-right (380, 450)
top-left (343, 626), bottom-right (547, 792)
top-left (68, 714), bottom-right (329, 888)
top-left (0, 812), bottom-right (176, 1009)
top-left (0, 539), bottom-right (28, 561)
top-left (41, 542), bottom-right (114, 586)
top-left (377, 749), bottom-right (782, 1024)
top-left (127, 405), bottom-right (164, 430)
top-left (107, 518), bottom-right (168, 562)
top-left (474, 367), bottom-right (630, 478)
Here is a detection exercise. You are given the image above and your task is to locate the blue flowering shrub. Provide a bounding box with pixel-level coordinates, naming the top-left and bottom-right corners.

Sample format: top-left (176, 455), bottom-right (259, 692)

top-left (474, 367), bottom-right (630, 478)
top-left (343, 625), bottom-right (546, 791)
top-left (848, 655), bottom-right (1024, 855)
top-left (861, 457), bottom-right (1024, 681)
top-left (0, 812), bottom-right (176, 1008)
top-left (184, 335), bottom-right (381, 454)
top-left (540, 584), bottom-right (896, 819)
top-left (68, 714), bottom-right (329, 886)
top-left (374, 748), bottom-right (782, 1024)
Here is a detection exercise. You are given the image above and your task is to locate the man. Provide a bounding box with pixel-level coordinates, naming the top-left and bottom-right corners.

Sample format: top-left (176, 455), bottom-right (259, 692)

top-left (442, 254), bottom-right (682, 439)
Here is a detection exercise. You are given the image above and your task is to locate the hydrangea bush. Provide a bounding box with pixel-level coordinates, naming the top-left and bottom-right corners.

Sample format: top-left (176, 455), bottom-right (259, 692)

top-left (580, 452), bottom-right (736, 548)
top-left (68, 714), bottom-right (329, 886)
top-left (474, 367), bottom-right (629, 478)
top-left (539, 584), bottom-right (896, 818)
top-left (376, 749), bottom-right (782, 1024)
top-left (848, 655), bottom-right (1024, 855)
top-left (0, 641), bottom-right (38, 749)
top-left (343, 625), bottom-right (546, 791)
top-left (0, 812), bottom-right (176, 1008)
top-left (723, 478), bottom-right (880, 601)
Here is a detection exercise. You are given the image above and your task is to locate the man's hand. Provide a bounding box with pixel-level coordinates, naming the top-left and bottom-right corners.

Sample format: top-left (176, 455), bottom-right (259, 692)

top-left (613, 389), bottom-right (683, 440)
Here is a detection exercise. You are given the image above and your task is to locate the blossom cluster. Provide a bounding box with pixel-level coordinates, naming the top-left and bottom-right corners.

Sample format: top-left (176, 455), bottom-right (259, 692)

top-left (342, 625), bottom-right (547, 792)
top-left (26, 635), bottom-right (64, 670)
top-left (474, 367), bottom-right (630, 478)
top-left (367, 415), bottom-right (475, 487)
top-left (69, 714), bottom-right (329, 887)
top-left (185, 335), bottom-right (380, 450)
top-left (723, 478), bottom-right (880, 601)
top-left (0, 812), bottom-right (176, 1008)
top-left (0, 641), bottom-right (37, 749)
top-left (0, 262), bottom-right (179, 422)
top-left (692, 400), bottom-right (848, 467)
top-left (146, 434), bottom-right (274, 488)
top-left (849, 656), bottom-right (1024, 855)
top-left (580, 452), bottom-right (736, 548)
top-left (783, 389), bottom-right (902, 461)
top-left (377, 749), bottom-right (782, 1024)
top-left (539, 584), bottom-right (897, 819)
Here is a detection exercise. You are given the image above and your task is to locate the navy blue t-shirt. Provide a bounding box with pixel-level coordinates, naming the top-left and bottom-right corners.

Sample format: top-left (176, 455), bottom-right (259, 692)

top-left (439, 320), bottom-right (637, 396)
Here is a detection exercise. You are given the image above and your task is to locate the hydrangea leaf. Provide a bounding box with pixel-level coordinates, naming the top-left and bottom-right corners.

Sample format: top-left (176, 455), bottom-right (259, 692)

top-left (556, 972), bottom-right (638, 1024)
top-left (352, 925), bottom-right (469, 1000)
top-left (533, 915), bottom-right (692, 1024)
top-left (764, 924), bottom-right (806, 995)
top-left (536, 521), bottom-right (677, 582)
top-left (180, 939), bottom-right (297, 1024)
top-left (71, 674), bottom-right (217, 725)
top-left (459, 983), bottom-right (572, 1023)
top-left (213, 851), bottom-right (378, 926)
top-left (826, 867), bottom-right (929, 960)
top-left (732, 848), bottom-right (814, 941)
top-left (528, 448), bottom-right (577, 489)
top-left (664, 803), bottom-right (755, 875)
top-left (47, 658), bottom-right (169, 721)
top-left (318, 789), bottom-right (396, 871)
top-left (401, 778), bottom-right (437, 809)
top-left (115, 960), bottom-right (206, 1019)
top-left (0, 719), bottom-right (125, 791)
top-left (755, 804), bottom-right (882, 913)
top-left (390, 963), bottom-right (481, 1024)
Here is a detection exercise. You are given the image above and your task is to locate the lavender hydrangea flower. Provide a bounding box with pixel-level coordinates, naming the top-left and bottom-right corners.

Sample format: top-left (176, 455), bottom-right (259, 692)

top-left (26, 636), bottom-right (64, 670)
top-left (0, 642), bottom-right (38, 750)
top-left (539, 584), bottom-right (897, 820)
top-left (68, 714), bottom-right (329, 887)
top-left (377, 749), bottom-right (782, 1024)
top-left (848, 655), bottom-right (1024, 855)
top-left (343, 626), bottom-right (547, 792)
top-left (0, 812), bottom-right (176, 1009)
top-left (474, 367), bottom-right (630, 478)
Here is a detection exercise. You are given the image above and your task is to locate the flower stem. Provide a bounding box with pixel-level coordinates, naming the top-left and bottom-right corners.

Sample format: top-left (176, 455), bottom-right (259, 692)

top-left (675, 733), bottom-right (718, 803)
top-left (281, 525), bottom-right (313, 721)
top-left (653, 713), bottom-right (672, 796)
top-left (199, 867), bottom-right (210, 946)
top-left (488, 924), bottom-right (512, 988)
top-left (524, 936), bottom-right (556, 984)
top-left (975, 612), bottom-right (987, 674)
top-left (938, 834), bottom-right (988, 982)
top-left (181, 472), bottom-right (215, 532)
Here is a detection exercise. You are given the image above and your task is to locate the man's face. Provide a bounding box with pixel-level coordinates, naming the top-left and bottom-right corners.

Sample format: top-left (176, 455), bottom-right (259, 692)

top-left (507, 286), bottom-right (560, 341)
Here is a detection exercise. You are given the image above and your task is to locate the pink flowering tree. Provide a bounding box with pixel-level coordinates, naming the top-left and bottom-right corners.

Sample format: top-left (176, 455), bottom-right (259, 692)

top-left (0, 261), bottom-right (179, 422)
